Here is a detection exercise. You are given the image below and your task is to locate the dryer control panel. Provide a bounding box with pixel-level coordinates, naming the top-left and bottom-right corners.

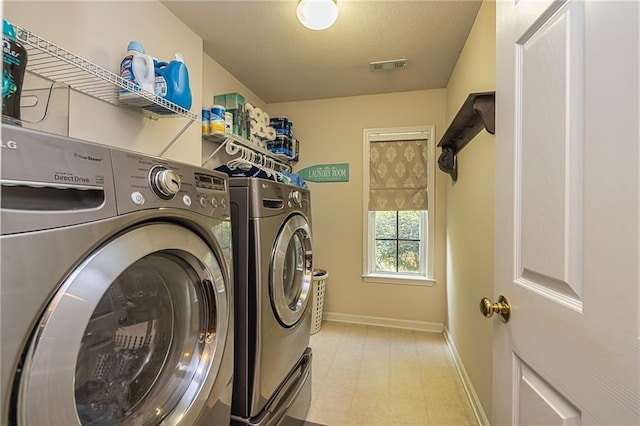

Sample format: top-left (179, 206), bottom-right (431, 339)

top-left (110, 149), bottom-right (230, 220)
top-left (229, 177), bottom-right (311, 220)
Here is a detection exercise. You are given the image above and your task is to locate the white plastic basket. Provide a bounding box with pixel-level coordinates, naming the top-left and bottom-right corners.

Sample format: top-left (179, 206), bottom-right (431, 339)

top-left (311, 269), bottom-right (329, 335)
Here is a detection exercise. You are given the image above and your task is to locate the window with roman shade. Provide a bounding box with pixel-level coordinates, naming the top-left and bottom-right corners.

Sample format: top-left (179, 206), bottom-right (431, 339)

top-left (362, 126), bottom-right (436, 285)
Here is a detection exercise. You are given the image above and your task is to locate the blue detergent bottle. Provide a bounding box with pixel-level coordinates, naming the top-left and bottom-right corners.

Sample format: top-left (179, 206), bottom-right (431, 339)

top-left (153, 53), bottom-right (192, 111)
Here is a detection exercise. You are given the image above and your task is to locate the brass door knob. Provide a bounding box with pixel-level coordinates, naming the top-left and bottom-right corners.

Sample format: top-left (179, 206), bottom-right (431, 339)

top-left (479, 295), bottom-right (511, 323)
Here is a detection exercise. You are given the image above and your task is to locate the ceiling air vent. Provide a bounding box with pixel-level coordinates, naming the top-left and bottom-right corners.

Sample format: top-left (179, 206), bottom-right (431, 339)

top-left (370, 59), bottom-right (408, 72)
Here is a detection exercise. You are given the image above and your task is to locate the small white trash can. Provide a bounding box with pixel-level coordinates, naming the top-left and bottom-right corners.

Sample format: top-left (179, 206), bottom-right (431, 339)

top-left (311, 269), bottom-right (329, 335)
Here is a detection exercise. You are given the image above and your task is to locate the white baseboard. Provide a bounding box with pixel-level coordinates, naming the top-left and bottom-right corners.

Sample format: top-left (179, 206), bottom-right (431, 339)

top-left (322, 311), bottom-right (444, 333)
top-left (443, 327), bottom-right (491, 426)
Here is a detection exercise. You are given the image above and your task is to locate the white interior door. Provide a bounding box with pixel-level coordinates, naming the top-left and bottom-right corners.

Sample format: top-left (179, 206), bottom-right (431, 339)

top-left (493, 0), bottom-right (640, 424)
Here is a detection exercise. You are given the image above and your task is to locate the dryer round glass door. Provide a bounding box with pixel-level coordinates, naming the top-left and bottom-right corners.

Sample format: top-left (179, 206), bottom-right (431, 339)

top-left (270, 214), bottom-right (313, 327)
top-left (17, 223), bottom-right (230, 426)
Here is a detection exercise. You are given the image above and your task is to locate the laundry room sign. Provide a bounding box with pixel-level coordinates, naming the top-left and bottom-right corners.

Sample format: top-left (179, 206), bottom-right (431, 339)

top-left (298, 163), bottom-right (349, 183)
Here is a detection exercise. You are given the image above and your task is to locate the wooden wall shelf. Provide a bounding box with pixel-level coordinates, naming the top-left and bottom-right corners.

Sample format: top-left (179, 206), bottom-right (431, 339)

top-left (437, 91), bottom-right (495, 181)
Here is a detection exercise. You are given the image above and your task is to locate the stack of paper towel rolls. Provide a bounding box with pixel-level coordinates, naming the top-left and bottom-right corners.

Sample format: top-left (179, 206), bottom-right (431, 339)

top-left (245, 103), bottom-right (277, 149)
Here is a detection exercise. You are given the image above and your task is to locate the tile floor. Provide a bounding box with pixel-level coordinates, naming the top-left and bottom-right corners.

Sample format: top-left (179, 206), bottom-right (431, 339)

top-left (306, 321), bottom-right (478, 426)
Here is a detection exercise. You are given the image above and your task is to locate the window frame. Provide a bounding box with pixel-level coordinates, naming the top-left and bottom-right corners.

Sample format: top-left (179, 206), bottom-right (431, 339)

top-left (362, 126), bottom-right (436, 286)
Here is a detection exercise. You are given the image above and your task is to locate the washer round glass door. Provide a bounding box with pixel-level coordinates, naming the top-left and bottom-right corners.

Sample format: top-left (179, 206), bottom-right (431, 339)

top-left (270, 214), bottom-right (313, 327)
top-left (18, 223), bottom-right (229, 426)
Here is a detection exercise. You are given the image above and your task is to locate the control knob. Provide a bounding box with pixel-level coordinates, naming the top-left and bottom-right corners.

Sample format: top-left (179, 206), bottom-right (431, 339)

top-left (290, 190), bottom-right (302, 205)
top-left (149, 166), bottom-right (181, 199)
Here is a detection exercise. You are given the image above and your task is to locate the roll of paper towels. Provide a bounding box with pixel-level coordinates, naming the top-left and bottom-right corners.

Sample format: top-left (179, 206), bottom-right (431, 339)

top-left (245, 103), bottom-right (255, 115)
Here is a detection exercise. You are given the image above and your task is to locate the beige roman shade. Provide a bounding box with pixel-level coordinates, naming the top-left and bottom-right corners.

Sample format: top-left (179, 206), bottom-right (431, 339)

top-left (369, 139), bottom-right (428, 211)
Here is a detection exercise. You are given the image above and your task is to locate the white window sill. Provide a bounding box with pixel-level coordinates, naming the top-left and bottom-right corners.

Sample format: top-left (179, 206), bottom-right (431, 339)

top-left (362, 274), bottom-right (436, 287)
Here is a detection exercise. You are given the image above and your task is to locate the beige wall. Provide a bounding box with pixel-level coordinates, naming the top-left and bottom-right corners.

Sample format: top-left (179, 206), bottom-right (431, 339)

top-left (268, 90), bottom-right (448, 325)
top-left (202, 54), bottom-right (266, 112)
top-left (444, 0), bottom-right (495, 420)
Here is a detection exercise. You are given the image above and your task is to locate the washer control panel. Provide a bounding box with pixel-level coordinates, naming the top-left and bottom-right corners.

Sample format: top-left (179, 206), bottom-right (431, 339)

top-left (110, 149), bottom-right (229, 219)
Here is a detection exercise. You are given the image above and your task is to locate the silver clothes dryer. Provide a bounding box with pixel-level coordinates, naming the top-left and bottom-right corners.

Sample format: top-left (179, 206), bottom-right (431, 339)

top-left (0, 125), bottom-right (234, 425)
top-left (229, 177), bottom-right (313, 426)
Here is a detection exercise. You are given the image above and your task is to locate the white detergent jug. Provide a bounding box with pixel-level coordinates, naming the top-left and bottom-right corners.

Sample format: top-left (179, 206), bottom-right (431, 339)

top-left (119, 41), bottom-right (155, 106)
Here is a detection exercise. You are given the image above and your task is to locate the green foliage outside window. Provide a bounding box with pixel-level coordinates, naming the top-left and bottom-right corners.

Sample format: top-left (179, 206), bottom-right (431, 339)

top-left (374, 211), bottom-right (422, 273)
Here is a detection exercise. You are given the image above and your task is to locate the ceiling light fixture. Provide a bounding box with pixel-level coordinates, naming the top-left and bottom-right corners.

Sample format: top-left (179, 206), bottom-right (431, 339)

top-left (297, 0), bottom-right (339, 31)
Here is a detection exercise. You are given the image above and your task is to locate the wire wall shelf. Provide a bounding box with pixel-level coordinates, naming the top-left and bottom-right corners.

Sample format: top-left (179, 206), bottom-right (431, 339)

top-left (202, 133), bottom-right (292, 172)
top-left (14, 25), bottom-right (198, 121)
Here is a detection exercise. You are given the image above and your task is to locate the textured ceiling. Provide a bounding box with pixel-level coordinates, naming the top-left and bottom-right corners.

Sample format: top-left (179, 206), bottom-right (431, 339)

top-left (162, 0), bottom-right (482, 103)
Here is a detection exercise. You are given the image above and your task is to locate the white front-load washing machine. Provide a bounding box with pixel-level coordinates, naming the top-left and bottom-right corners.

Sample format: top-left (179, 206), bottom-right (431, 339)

top-left (0, 125), bottom-right (234, 425)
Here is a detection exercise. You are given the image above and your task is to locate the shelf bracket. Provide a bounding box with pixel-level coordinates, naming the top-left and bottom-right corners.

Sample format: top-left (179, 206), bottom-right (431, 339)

top-left (437, 91), bottom-right (495, 182)
top-left (202, 136), bottom-right (231, 167)
top-left (158, 119), bottom-right (196, 157)
top-left (437, 146), bottom-right (458, 182)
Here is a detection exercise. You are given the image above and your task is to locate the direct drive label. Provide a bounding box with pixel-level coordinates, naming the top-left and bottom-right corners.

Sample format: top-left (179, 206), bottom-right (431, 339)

top-left (53, 171), bottom-right (91, 184)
